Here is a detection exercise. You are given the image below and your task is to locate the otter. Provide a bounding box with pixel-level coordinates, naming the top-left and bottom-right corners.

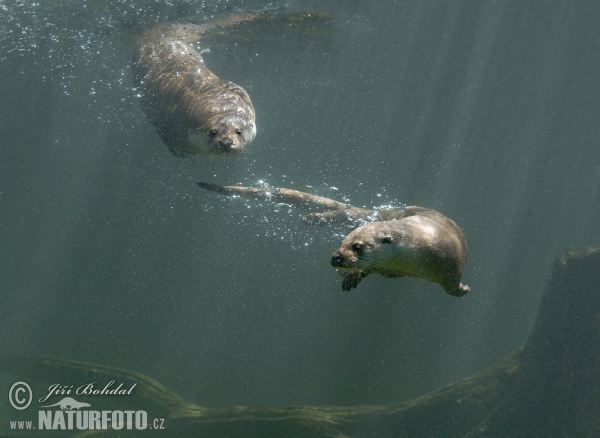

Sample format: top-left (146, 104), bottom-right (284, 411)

top-left (330, 207), bottom-right (469, 297)
top-left (132, 18), bottom-right (257, 157)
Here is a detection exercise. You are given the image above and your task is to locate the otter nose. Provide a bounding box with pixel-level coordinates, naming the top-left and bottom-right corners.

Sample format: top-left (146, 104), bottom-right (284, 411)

top-left (331, 252), bottom-right (342, 266)
top-left (219, 138), bottom-right (234, 152)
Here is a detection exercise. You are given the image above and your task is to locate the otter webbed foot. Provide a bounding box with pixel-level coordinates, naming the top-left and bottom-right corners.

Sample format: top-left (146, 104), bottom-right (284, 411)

top-left (447, 283), bottom-right (470, 297)
top-left (341, 270), bottom-right (368, 291)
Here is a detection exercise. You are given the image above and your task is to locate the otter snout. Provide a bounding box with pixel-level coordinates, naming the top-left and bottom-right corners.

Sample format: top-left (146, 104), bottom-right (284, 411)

top-left (331, 251), bottom-right (344, 267)
top-left (218, 138), bottom-right (234, 152)
top-left (213, 136), bottom-right (246, 154)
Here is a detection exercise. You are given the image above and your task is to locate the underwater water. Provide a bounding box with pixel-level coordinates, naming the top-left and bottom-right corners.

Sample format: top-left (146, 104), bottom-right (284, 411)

top-left (1, 0), bottom-right (599, 432)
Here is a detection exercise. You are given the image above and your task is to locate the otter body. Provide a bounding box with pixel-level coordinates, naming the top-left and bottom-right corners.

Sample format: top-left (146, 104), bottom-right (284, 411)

top-left (132, 22), bottom-right (256, 157)
top-left (331, 207), bottom-right (469, 297)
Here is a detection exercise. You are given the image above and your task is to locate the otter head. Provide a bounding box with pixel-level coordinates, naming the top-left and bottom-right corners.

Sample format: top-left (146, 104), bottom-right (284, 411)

top-left (331, 223), bottom-right (398, 272)
top-left (189, 113), bottom-right (256, 155)
top-left (209, 114), bottom-right (256, 153)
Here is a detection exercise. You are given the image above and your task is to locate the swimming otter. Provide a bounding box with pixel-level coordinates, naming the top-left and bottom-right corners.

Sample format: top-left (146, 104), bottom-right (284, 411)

top-left (331, 207), bottom-right (469, 297)
top-left (132, 18), bottom-right (257, 157)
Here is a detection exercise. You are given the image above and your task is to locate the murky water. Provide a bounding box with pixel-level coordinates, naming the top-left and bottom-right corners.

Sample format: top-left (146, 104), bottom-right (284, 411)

top-left (1, 0), bottom-right (599, 432)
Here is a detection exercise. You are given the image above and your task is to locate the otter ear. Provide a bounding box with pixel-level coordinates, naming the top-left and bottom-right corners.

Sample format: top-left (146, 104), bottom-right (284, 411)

top-left (381, 236), bottom-right (393, 244)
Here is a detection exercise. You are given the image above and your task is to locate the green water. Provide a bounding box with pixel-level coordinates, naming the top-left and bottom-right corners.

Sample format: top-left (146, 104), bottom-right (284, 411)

top-left (1, 0), bottom-right (599, 430)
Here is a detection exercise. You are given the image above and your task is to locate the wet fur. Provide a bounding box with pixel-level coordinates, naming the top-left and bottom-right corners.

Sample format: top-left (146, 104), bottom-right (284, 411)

top-left (331, 207), bottom-right (469, 297)
top-left (132, 22), bottom-right (256, 157)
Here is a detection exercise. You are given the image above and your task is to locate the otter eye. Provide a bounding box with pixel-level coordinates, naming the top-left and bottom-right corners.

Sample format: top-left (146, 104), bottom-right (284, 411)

top-left (381, 237), bottom-right (393, 244)
top-left (210, 130), bottom-right (217, 137)
top-left (352, 243), bottom-right (364, 254)
top-left (236, 129), bottom-right (242, 136)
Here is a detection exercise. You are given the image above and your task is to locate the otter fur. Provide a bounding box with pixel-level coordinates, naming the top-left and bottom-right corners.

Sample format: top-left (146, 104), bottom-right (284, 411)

top-left (132, 19), bottom-right (256, 157)
top-left (331, 207), bottom-right (469, 297)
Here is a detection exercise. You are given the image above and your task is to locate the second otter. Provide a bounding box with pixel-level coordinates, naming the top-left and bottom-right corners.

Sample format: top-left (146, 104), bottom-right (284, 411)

top-left (132, 19), bottom-right (256, 158)
top-left (331, 207), bottom-right (469, 297)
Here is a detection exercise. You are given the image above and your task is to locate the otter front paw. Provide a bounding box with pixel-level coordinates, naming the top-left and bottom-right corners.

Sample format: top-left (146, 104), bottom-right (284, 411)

top-left (342, 271), bottom-right (368, 291)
